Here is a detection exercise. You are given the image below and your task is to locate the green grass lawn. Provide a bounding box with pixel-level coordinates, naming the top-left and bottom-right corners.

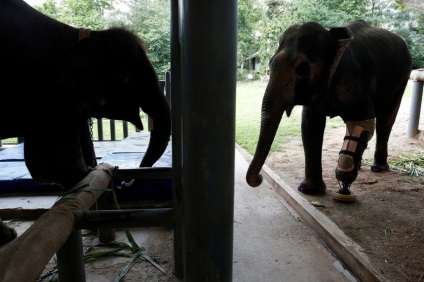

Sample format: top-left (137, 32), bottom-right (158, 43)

top-left (235, 80), bottom-right (414, 155)
top-left (235, 82), bottom-right (345, 155)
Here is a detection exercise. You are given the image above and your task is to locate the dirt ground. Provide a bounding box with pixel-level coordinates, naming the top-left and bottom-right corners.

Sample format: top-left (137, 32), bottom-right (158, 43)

top-left (36, 226), bottom-right (177, 281)
top-left (264, 94), bottom-right (424, 282)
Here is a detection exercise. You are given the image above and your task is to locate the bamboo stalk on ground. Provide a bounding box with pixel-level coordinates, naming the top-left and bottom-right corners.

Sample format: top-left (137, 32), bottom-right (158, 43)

top-left (0, 163), bottom-right (115, 282)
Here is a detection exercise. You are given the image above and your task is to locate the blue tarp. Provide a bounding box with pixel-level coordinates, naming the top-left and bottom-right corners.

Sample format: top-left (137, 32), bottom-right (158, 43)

top-left (0, 139), bottom-right (172, 200)
top-left (0, 143), bottom-right (63, 192)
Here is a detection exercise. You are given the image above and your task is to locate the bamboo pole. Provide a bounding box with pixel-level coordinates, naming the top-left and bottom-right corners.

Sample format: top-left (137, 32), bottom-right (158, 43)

top-left (0, 163), bottom-right (115, 282)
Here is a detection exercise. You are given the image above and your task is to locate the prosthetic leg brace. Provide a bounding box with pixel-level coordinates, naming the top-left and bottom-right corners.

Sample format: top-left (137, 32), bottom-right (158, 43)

top-left (333, 119), bottom-right (375, 202)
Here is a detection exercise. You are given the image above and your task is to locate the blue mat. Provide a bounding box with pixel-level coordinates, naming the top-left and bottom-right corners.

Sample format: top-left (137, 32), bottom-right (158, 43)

top-left (0, 135), bottom-right (172, 200)
top-left (0, 143), bottom-right (63, 192)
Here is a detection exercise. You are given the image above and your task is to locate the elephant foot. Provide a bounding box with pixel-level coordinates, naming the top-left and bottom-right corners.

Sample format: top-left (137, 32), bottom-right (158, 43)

top-left (0, 219), bottom-right (17, 246)
top-left (371, 162), bottom-right (389, 172)
top-left (298, 181), bottom-right (326, 195)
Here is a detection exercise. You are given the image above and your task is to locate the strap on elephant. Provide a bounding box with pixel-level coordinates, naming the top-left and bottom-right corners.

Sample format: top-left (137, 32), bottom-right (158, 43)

top-left (339, 135), bottom-right (368, 160)
top-left (78, 28), bottom-right (91, 41)
top-left (328, 26), bottom-right (354, 86)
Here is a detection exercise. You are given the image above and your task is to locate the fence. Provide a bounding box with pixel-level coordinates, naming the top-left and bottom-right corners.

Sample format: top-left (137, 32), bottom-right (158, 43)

top-left (0, 115), bottom-right (150, 148)
top-left (91, 115), bottom-right (151, 141)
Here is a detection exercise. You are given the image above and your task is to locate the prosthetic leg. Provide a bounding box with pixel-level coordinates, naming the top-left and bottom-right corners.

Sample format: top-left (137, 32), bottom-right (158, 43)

top-left (333, 119), bottom-right (375, 202)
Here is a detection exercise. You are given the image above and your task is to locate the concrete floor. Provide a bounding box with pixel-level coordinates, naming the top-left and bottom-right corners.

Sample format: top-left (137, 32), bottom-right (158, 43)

top-left (1, 146), bottom-right (363, 281)
top-left (232, 148), bottom-right (358, 282)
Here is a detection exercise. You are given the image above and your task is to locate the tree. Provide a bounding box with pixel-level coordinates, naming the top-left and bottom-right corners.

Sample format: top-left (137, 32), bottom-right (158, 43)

top-left (32, 0), bottom-right (424, 78)
top-left (35, 0), bottom-right (170, 78)
top-left (401, 9), bottom-right (424, 68)
top-left (116, 0), bottom-right (170, 79)
top-left (35, 0), bottom-right (60, 16)
top-left (253, 0), bottom-right (424, 75)
top-left (396, 0), bottom-right (424, 10)
top-left (59, 0), bottom-right (110, 29)
top-left (237, 0), bottom-right (263, 80)
top-left (35, 0), bottom-right (108, 29)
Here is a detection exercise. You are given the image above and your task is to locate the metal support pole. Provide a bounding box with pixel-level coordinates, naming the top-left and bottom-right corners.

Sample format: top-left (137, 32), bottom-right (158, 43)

top-left (180, 0), bottom-right (237, 281)
top-left (407, 81), bottom-right (423, 138)
top-left (56, 230), bottom-right (86, 282)
top-left (170, 0), bottom-right (184, 278)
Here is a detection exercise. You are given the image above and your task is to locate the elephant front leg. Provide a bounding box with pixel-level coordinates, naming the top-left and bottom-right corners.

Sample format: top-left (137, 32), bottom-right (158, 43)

top-left (80, 118), bottom-right (98, 170)
top-left (298, 107), bottom-right (326, 195)
top-left (335, 119), bottom-right (375, 195)
top-left (0, 218), bottom-right (17, 246)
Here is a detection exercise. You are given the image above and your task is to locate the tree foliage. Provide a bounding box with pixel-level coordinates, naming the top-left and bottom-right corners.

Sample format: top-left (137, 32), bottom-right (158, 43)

top-left (34, 0), bottom-right (170, 79)
top-left (33, 0), bottom-right (424, 79)
top-left (237, 0), bottom-right (262, 79)
top-left (252, 0), bottom-right (424, 74)
top-left (120, 0), bottom-right (170, 79)
top-left (36, 0), bottom-right (108, 29)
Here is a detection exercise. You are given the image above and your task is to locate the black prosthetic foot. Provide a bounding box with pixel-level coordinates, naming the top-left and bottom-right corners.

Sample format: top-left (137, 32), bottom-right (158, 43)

top-left (332, 180), bottom-right (357, 202)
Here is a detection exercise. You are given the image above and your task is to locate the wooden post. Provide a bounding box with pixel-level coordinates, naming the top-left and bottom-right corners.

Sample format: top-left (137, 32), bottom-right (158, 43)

top-left (0, 163), bottom-right (115, 282)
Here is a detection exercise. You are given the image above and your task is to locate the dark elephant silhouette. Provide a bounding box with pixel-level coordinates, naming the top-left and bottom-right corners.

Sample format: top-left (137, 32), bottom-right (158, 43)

top-left (0, 0), bottom-right (171, 245)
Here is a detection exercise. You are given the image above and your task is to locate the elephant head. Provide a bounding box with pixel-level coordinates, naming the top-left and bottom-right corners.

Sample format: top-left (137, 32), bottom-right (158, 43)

top-left (246, 22), bottom-right (353, 188)
top-left (62, 28), bottom-right (172, 168)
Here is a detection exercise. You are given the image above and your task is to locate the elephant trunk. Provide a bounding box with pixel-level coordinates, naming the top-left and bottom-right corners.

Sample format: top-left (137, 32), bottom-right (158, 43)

top-left (139, 85), bottom-right (172, 167)
top-left (246, 84), bottom-right (286, 187)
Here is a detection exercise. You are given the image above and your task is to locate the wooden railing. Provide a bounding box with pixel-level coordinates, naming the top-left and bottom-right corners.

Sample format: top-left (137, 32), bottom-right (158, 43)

top-left (0, 116), bottom-right (148, 147)
top-left (91, 115), bottom-right (151, 141)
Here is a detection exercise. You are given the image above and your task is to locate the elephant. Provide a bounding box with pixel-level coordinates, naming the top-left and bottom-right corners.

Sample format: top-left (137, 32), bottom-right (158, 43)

top-left (0, 0), bottom-right (171, 245)
top-left (246, 20), bottom-right (412, 196)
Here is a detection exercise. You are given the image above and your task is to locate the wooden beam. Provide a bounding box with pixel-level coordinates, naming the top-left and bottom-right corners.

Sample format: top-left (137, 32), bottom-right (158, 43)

top-left (0, 208), bottom-right (48, 220)
top-left (0, 163), bottom-right (115, 282)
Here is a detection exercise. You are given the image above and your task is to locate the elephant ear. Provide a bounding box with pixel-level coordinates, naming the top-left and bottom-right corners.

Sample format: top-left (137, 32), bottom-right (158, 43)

top-left (61, 38), bottom-right (106, 111)
top-left (328, 26), bottom-right (355, 85)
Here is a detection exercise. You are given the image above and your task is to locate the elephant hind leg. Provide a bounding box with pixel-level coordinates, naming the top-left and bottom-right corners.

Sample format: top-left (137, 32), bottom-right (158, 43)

top-left (372, 89), bottom-right (405, 172)
top-left (0, 218), bottom-right (17, 246)
top-left (371, 122), bottom-right (391, 172)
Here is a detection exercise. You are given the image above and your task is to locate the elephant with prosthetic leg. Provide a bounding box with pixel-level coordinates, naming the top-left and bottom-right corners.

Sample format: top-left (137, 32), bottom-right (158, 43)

top-left (246, 20), bottom-right (412, 199)
top-left (0, 0), bottom-right (171, 245)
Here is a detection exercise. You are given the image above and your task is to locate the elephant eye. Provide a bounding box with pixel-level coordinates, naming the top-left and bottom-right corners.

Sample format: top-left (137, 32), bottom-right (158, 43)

top-left (295, 61), bottom-right (310, 78)
top-left (117, 73), bottom-right (130, 85)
